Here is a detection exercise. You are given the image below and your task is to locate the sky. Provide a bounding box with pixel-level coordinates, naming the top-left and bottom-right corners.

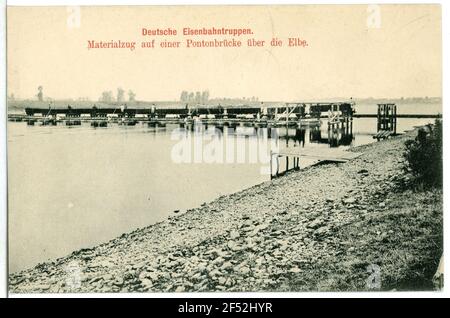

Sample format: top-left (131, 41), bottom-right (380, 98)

top-left (7, 5), bottom-right (442, 102)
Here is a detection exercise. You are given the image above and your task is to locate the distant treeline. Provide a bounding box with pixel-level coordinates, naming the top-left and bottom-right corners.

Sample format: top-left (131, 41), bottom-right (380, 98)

top-left (7, 96), bottom-right (442, 111)
top-left (179, 90), bottom-right (210, 104)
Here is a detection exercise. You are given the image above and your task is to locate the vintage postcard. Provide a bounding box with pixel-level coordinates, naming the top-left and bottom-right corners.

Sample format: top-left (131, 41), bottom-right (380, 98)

top-left (6, 4), bottom-right (443, 294)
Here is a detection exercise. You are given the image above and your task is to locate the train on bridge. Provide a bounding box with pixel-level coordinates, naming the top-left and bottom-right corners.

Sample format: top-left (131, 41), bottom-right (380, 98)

top-left (23, 102), bottom-right (355, 120)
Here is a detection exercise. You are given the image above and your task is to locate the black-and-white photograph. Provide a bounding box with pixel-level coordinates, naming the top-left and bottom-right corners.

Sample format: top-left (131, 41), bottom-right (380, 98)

top-left (1, 2), bottom-right (446, 299)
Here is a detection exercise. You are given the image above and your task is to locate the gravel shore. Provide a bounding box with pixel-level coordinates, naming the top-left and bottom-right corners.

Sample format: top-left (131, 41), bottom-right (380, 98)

top-left (9, 131), bottom-right (443, 293)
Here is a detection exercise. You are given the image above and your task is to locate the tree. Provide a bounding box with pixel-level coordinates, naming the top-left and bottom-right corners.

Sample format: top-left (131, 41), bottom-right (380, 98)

top-left (201, 90), bottom-right (210, 104)
top-left (195, 91), bottom-right (201, 104)
top-left (37, 86), bottom-right (43, 101)
top-left (128, 90), bottom-right (136, 102)
top-left (117, 87), bottom-right (125, 102)
top-left (180, 91), bottom-right (188, 102)
top-left (99, 91), bottom-right (113, 102)
top-left (188, 92), bottom-right (194, 102)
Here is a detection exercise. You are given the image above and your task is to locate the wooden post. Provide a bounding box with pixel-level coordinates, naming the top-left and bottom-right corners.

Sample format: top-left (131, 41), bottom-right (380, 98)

top-left (328, 125), bottom-right (331, 144)
top-left (377, 104), bottom-right (381, 132)
top-left (384, 104), bottom-right (388, 130)
top-left (393, 104), bottom-right (397, 134)
top-left (270, 151), bottom-right (273, 180)
top-left (390, 104), bottom-right (393, 131)
top-left (286, 103), bottom-right (289, 126)
top-left (276, 155), bottom-right (280, 177)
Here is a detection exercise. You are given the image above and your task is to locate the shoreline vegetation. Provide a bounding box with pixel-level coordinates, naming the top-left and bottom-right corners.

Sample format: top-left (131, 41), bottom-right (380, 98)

top-left (9, 129), bottom-right (443, 293)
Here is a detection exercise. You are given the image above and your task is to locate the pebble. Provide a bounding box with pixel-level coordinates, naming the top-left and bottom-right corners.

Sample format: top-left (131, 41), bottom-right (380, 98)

top-left (230, 230), bottom-right (240, 240)
top-left (239, 266), bottom-right (251, 275)
top-left (140, 278), bottom-right (153, 289)
top-left (175, 285), bottom-right (186, 292)
top-left (343, 197), bottom-right (357, 204)
top-left (113, 277), bottom-right (124, 287)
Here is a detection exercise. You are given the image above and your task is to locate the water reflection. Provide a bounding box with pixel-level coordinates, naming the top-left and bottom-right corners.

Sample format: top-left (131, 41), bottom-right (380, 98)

top-left (172, 123), bottom-right (354, 149)
top-left (309, 122), bottom-right (354, 148)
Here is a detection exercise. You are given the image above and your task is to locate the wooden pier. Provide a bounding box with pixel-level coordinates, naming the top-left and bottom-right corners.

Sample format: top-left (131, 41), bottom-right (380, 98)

top-left (374, 103), bottom-right (397, 140)
top-left (270, 147), bottom-right (362, 179)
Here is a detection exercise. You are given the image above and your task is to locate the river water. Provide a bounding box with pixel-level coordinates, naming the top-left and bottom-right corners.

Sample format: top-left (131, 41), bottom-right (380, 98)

top-left (7, 106), bottom-right (439, 273)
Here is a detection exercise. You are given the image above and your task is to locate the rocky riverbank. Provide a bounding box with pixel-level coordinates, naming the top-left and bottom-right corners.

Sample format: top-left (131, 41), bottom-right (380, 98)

top-left (9, 131), bottom-right (443, 293)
